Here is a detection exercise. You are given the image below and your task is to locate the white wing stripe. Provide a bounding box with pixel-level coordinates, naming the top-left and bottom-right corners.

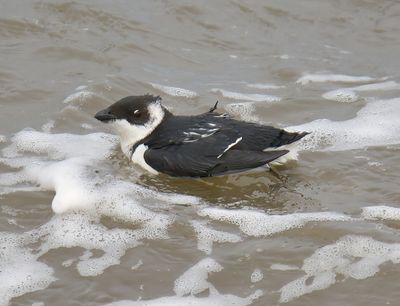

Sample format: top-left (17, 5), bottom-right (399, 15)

top-left (217, 137), bottom-right (243, 159)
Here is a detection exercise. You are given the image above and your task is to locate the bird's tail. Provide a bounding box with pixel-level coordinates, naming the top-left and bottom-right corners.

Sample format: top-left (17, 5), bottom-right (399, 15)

top-left (271, 131), bottom-right (310, 147)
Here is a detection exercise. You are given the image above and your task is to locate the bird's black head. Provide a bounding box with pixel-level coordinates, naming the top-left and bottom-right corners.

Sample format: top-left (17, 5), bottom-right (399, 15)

top-left (94, 95), bottom-right (162, 125)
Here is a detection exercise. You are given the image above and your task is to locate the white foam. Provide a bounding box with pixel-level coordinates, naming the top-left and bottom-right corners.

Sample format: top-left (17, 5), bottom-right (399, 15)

top-left (296, 74), bottom-right (385, 85)
top-left (174, 258), bottom-right (223, 296)
top-left (191, 221), bottom-right (242, 254)
top-left (210, 88), bottom-right (281, 102)
top-left (105, 293), bottom-right (261, 306)
top-left (75, 85), bottom-right (88, 91)
top-left (0, 135), bottom-right (6, 143)
top-left (32, 213), bottom-right (166, 277)
top-left (225, 102), bottom-right (258, 122)
top-left (1, 130), bottom-right (120, 213)
top-left (63, 90), bottom-right (97, 104)
top-left (279, 235), bottom-right (400, 303)
top-left (0, 128), bottom-right (203, 304)
top-left (81, 123), bottom-right (94, 130)
top-left (250, 269), bottom-right (263, 283)
top-left (2, 130), bottom-right (117, 160)
top-left (41, 120), bottom-right (55, 133)
top-left (131, 259), bottom-right (143, 270)
top-left (361, 205), bottom-right (400, 220)
top-left (322, 89), bottom-right (359, 103)
top-left (322, 81), bottom-right (400, 102)
top-left (150, 83), bottom-right (198, 98)
top-left (270, 264), bottom-right (299, 271)
top-left (0, 232), bottom-right (56, 305)
top-left (350, 80), bottom-right (400, 92)
top-left (290, 97), bottom-right (400, 152)
top-left (198, 208), bottom-right (352, 237)
top-left (246, 83), bottom-right (284, 90)
top-left (105, 258), bottom-right (262, 306)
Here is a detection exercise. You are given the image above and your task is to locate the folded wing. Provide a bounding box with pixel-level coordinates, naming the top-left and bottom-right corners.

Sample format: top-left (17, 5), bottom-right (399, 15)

top-left (144, 128), bottom-right (288, 177)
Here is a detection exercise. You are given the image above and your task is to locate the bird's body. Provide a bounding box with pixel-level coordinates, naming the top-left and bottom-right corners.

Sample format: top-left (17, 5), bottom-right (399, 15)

top-left (95, 95), bottom-right (308, 177)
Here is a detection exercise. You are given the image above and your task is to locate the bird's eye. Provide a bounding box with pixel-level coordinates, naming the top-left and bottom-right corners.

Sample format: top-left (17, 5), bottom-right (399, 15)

top-left (134, 110), bottom-right (140, 117)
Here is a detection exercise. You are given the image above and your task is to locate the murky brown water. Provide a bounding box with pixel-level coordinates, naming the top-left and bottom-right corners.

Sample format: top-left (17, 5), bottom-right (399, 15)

top-left (1, 1), bottom-right (400, 305)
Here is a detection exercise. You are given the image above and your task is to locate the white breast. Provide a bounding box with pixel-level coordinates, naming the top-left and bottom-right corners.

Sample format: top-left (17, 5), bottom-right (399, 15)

top-left (131, 144), bottom-right (159, 174)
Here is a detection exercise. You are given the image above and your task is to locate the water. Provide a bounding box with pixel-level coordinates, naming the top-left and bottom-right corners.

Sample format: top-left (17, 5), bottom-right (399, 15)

top-left (1, 0), bottom-right (400, 305)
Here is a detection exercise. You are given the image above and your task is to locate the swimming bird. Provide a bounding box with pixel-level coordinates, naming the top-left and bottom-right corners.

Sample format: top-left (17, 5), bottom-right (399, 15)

top-left (94, 95), bottom-right (308, 177)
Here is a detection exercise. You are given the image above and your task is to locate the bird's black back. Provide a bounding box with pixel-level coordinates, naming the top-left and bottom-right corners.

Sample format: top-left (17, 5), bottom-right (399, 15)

top-left (139, 111), bottom-right (307, 177)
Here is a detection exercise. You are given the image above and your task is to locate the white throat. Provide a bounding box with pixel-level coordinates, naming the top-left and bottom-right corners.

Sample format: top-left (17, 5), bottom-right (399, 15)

top-left (110, 103), bottom-right (165, 157)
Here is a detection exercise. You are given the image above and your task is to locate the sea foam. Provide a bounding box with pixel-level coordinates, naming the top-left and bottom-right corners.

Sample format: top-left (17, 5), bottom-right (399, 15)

top-left (191, 221), bottom-right (242, 254)
top-left (279, 235), bottom-right (400, 302)
top-left (290, 97), bottom-right (400, 152)
top-left (225, 102), bottom-right (258, 122)
top-left (210, 88), bottom-right (281, 102)
top-left (104, 258), bottom-right (262, 306)
top-left (0, 129), bottom-right (200, 303)
top-left (296, 73), bottom-right (386, 85)
top-left (198, 208), bottom-right (352, 237)
top-left (150, 83), bottom-right (198, 98)
top-left (322, 81), bottom-right (400, 102)
top-left (361, 205), bottom-right (400, 220)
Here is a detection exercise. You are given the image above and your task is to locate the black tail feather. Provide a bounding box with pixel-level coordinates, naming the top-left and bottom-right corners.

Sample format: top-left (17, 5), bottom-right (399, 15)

top-left (271, 131), bottom-right (310, 147)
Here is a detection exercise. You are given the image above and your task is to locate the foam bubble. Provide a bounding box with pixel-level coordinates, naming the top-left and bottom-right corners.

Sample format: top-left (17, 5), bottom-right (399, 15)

top-left (322, 81), bottom-right (400, 103)
top-left (361, 205), bottom-right (400, 220)
top-left (131, 259), bottom-right (143, 270)
top-left (246, 83), bottom-right (284, 90)
top-left (0, 232), bottom-right (56, 305)
top-left (81, 123), bottom-right (94, 130)
top-left (0, 135), bottom-right (6, 143)
top-left (105, 258), bottom-right (262, 306)
top-left (279, 235), bottom-right (400, 303)
top-left (270, 264), bottom-right (299, 271)
top-left (322, 89), bottom-right (359, 103)
top-left (75, 85), bottom-right (88, 91)
top-left (198, 208), bottom-right (352, 237)
top-left (150, 83), bottom-right (198, 98)
top-left (105, 293), bottom-right (261, 306)
top-left (174, 258), bottom-right (223, 296)
top-left (250, 269), bottom-right (263, 283)
top-left (41, 120), bottom-right (55, 133)
top-left (350, 80), bottom-right (400, 92)
top-left (191, 221), bottom-right (242, 254)
top-left (296, 74), bottom-right (385, 85)
top-left (2, 130), bottom-right (117, 160)
top-left (1, 130), bottom-right (119, 213)
top-left (210, 88), bottom-right (281, 102)
top-left (63, 90), bottom-right (97, 104)
top-left (290, 97), bottom-right (400, 152)
top-left (0, 127), bottom-right (203, 303)
top-left (225, 102), bottom-right (258, 122)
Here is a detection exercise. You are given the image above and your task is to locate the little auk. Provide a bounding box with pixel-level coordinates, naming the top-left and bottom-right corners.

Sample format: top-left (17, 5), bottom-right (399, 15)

top-left (95, 95), bottom-right (308, 177)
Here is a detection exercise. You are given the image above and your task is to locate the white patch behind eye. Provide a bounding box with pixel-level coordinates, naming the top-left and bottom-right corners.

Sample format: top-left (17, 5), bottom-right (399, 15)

top-left (110, 103), bottom-right (165, 156)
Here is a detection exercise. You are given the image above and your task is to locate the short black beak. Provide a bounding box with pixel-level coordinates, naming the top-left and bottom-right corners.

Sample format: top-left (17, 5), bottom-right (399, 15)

top-left (94, 109), bottom-right (116, 122)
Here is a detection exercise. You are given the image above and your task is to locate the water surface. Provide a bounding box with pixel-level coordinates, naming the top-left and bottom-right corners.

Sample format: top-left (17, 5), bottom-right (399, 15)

top-left (1, 1), bottom-right (400, 305)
